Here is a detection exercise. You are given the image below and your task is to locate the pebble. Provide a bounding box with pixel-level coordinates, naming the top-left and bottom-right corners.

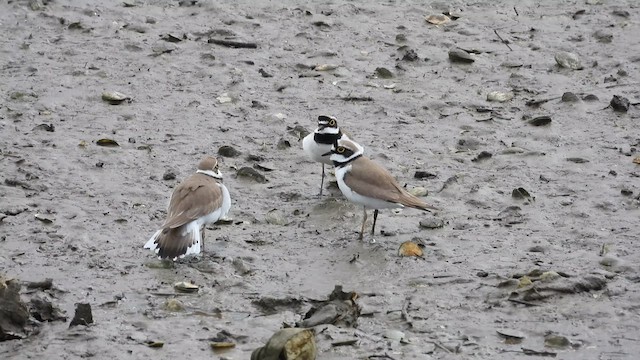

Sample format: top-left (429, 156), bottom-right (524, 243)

top-left (265, 209), bottom-right (287, 225)
top-left (162, 170), bottom-right (176, 181)
top-left (610, 95), bottom-right (630, 112)
top-left (561, 92), bottom-right (580, 102)
top-left (555, 51), bottom-right (583, 70)
top-left (582, 94), bottom-right (599, 101)
top-left (384, 329), bottom-right (405, 341)
top-left (237, 167), bottom-right (267, 183)
top-left (419, 218), bottom-right (444, 229)
top-left (487, 91), bottom-right (513, 102)
top-left (374, 67), bottom-right (394, 79)
top-left (414, 171), bottom-right (437, 179)
top-left (448, 47), bottom-right (474, 63)
top-left (593, 30), bottom-right (613, 43)
top-left (528, 116), bottom-right (552, 126)
top-left (408, 187), bottom-right (428, 197)
top-left (218, 145), bottom-right (241, 157)
top-left (471, 151), bottom-right (493, 162)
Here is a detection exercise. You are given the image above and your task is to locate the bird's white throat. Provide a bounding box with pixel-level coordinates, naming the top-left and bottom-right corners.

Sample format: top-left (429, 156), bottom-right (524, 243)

top-left (197, 169), bottom-right (223, 179)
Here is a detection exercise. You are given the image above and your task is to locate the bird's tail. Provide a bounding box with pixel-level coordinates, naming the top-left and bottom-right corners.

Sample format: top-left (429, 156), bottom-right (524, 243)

top-left (144, 222), bottom-right (201, 260)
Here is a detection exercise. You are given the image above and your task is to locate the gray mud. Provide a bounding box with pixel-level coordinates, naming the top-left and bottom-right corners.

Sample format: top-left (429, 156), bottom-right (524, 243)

top-left (1, 0), bottom-right (640, 359)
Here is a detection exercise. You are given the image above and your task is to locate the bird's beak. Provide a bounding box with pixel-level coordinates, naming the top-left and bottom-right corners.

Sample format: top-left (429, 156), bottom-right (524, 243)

top-left (322, 150), bottom-right (333, 156)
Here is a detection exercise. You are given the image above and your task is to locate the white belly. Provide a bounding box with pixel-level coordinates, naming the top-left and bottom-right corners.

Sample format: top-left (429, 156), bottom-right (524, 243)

top-left (302, 133), bottom-right (333, 165)
top-left (335, 165), bottom-right (403, 210)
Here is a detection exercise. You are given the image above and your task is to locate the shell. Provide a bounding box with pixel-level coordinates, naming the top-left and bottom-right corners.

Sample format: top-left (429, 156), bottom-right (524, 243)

top-left (101, 91), bottom-right (130, 104)
top-left (425, 14), bottom-right (451, 25)
top-left (174, 281), bottom-right (199, 293)
top-left (398, 241), bottom-right (423, 257)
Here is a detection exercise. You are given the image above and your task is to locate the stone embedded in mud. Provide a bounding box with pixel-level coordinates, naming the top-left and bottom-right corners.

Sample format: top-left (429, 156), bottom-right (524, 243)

top-left (528, 116), bottom-right (552, 126)
top-left (218, 145), bottom-right (241, 157)
top-left (425, 14), bottom-right (451, 25)
top-left (374, 67), bottom-right (394, 79)
top-left (448, 47), bottom-right (474, 63)
top-left (237, 167), bottom-right (267, 183)
top-left (419, 218), bottom-right (444, 229)
top-left (101, 91), bottom-right (130, 105)
top-left (163, 298), bottom-right (184, 312)
top-left (487, 91), bottom-right (513, 102)
top-left (251, 328), bottom-right (317, 360)
top-left (162, 170), bottom-right (176, 180)
top-left (265, 209), bottom-right (287, 226)
top-left (544, 334), bottom-right (570, 349)
top-left (30, 296), bottom-right (67, 322)
top-left (512, 187), bottom-right (532, 199)
top-left (610, 95), bottom-right (630, 112)
top-left (561, 92), bottom-right (580, 102)
top-left (555, 51), bottom-right (583, 70)
top-left (69, 303), bottom-right (93, 327)
top-left (0, 277), bottom-right (30, 341)
top-left (414, 170), bottom-right (437, 179)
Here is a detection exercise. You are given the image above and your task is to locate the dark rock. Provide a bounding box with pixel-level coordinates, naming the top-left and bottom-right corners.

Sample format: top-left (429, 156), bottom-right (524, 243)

top-left (162, 170), bottom-right (176, 180)
top-left (258, 68), bottom-right (272, 78)
top-left (612, 9), bottom-right (630, 17)
top-left (448, 47), bottom-right (474, 63)
top-left (237, 167), bottom-right (267, 183)
top-left (218, 145), bottom-right (241, 158)
top-left (512, 187), bottom-right (531, 199)
top-left (29, 296), bottom-right (67, 322)
top-left (555, 51), bottom-right (583, 70)
top-left (604, 75), bottom-right (617, 83)
top-left (593, 30), bottom-right (613, 43)
top-left (566, 157), bottom-right (589, 163)
top-left (276, 138), bottom-right (291, 149)
top-left (0, 277), bottom-right (30, 341)
top-left (414, 171), bottom-right (437, 179)
top-left (33, 124), bottom-right (55, 132)
top-left (402, 48), bottom-right (419, 62)
top-left (561, 92), bottom-right (580, 102)
top-left (582, 94), bottom-right (599, 101)
top-left (472, 151), bottom-right (493, 162)
top-left (251, 100), bottom-right (267, 109)
top-left (374, 67), bottom-right (394, 79)
top-left (528, 116), bottom-right (552, 126)
top-left (476, 271), bottom-right (489, 277)
top-left (69, 303), bottom-right (93, 327)
top-left (621, 189), bottom-right (633, 196)
top-left (610, 95), bottom-right (630, 112)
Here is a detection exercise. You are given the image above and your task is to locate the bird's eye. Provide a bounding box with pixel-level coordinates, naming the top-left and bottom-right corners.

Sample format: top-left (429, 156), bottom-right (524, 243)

top-left (329, 120), bottom-right (336, 126)
top-left (337, 147), bottom-right (345, 153)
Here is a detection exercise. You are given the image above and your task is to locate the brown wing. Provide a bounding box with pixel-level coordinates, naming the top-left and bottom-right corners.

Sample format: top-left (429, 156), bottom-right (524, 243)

top-left (345, 157), bottom-right (435, 211)
top-left (163, 173), bottom-right (223, 228)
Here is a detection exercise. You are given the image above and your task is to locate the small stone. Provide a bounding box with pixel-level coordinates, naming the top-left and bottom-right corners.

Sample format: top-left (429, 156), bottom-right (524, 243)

top-left (512, 187), bottom-right (531, 199)
top-left (528, 116), bottom-right (552, 126)
top-left (472, 151), bottom-right (492, 162)
top-left (419, 218), bottom-right (444, 229)
top-left (384, 330), bottom-right (405, 341)
top-left (566, 157), bottom-right (589, 163)
top-left (621, 189), bottom-right (633, 196)
top-left (237, 167), bottom-right (267, 183)
top-left (402, 49), bottom-right (419, 62)
top-left (561, 92), bottom-right (580, 102)
top-left (396, 34), bottom-right (407, 42)
top-left (593, 30), bottom-right (613, 43)
top-left (555, 51), bottom-right (583, 70)
top-left (69, 303), bottom-right (93, 327)
top-left (487, 91), bottom-right (514, 102)
top-left (610, 95), bottom-right (630, 112)
top-left (258, 68), bottom-right (272, 78)
top-left (216, 93), bottom-right (234, 104)
top-left (414, 171), bottom-right (437, 179)
top-left (476, 271), bottom-right (488, 277)
top-left (528, 245), bottom-right (546, 253)
top-left (265, 209), bottom-right (287, 226)
top-left (374, 67), bottom-right (394, 79)
top-left (163, 299), bottom-right (184, 312)
top-left (448, 47), bottom-right (474, 63)
top-left (612, 10), bottom-right (630, 18)
top-left (33, 124), bottom-right (55, 132)
top-left (162, 171), bottom-right (176, 181)
top-left (408, 187), bottom-right (428, 197)
top-left (583, 94), bottom-right (599, 101)
top-left (218, 145), bottom-right (241, 157)
top-left (544, 334), bottom-right (570, 349)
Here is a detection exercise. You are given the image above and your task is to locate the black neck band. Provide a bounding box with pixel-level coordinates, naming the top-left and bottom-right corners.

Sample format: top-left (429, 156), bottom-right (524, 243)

top-left (333, 154), bottom-right (361, 167)
top-left (314, 131), bottom-right (342, 145)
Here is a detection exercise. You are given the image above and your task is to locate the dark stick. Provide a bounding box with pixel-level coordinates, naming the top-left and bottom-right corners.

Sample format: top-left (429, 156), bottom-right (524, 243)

top-left (207, 39), bottom-right (257, 49)
top-left (493, 29), bottom-right (513, 51)
top-left (514, 6), bottom-right (519, 16)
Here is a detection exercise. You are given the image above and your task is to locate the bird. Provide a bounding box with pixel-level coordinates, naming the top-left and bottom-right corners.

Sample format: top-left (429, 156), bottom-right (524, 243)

top-left (302, 115), bottom-right (351, 196)
top-left (144, 156), bottom-right (231, 260)
top-left (324, 139), bottom-right (438, 239)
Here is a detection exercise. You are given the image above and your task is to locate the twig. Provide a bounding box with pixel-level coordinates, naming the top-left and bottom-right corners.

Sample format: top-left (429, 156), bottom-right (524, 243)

top-left (427, 340), bottom-right (453, 353)
top-left (207, 38), bottom-right (257, 49)
top-left (514, 7), bottom-right (519, 16)
top-left (341, 96), bottom-right (374, 102)
top-left (493, 29), bottom-right (513, 51)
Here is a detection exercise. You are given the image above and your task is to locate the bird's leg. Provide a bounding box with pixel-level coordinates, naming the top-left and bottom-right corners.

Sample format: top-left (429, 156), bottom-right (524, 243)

top-left (318, 164), bottom-right (325, 196)
top-left (359, 207), bottom-right (367, 240)
top-left (201, 226), bottom-right (206, 255)
top-left (371, 209), bottom-right (379, 235)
